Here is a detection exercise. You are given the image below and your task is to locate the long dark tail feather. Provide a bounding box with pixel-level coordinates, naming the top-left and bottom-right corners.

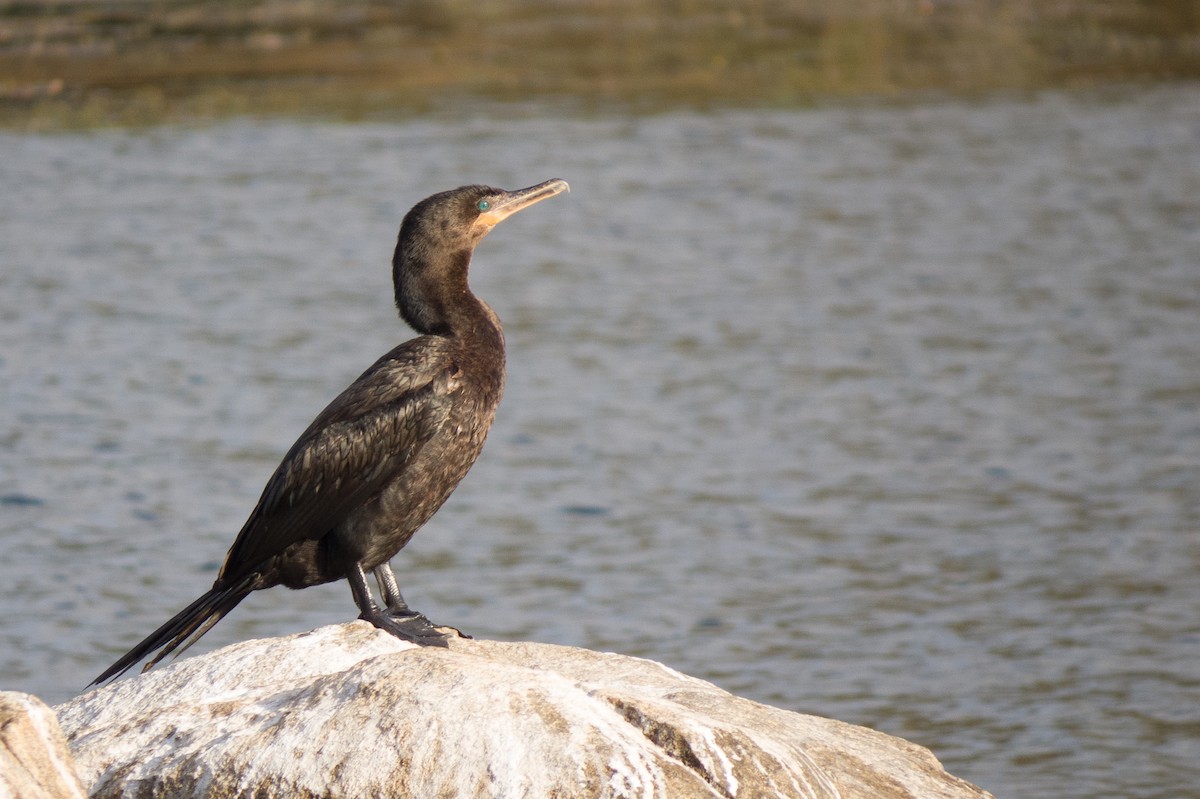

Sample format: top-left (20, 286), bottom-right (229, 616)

top-left (90, 575), bottom-right (257, 687)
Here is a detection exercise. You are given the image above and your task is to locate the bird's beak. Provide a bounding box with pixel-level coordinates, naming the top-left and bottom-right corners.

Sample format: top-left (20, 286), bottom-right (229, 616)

top-left (478, 179), bottom-right (570, 228)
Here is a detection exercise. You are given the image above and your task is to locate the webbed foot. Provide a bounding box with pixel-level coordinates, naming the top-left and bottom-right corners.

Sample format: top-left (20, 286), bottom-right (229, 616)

top-left (359, 607), bottom-right (455, 647)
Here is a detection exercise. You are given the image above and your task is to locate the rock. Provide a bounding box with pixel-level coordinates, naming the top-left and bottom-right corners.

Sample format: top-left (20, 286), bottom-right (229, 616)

top-left (0, 692), bottom-right (87, 799)
top-left (56, 624), bottom-right (993, 799)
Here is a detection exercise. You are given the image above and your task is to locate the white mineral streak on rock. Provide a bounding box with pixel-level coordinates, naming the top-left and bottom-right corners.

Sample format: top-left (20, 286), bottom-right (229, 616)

top-left (55, 624), bottom-right (994, 799)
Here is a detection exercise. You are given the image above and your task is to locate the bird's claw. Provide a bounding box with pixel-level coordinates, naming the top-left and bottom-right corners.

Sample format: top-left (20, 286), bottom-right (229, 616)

top-left (359, 608), bottom-right (457, 647)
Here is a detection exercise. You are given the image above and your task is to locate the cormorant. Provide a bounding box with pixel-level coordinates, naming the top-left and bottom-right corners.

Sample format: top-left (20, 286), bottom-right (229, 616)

top-left (92, 179), bottom-right (570, 685)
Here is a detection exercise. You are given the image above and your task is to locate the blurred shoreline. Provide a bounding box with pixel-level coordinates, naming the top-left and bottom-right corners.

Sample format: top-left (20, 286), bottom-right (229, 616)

top-left (2, 0), bottom-right (1199, 128)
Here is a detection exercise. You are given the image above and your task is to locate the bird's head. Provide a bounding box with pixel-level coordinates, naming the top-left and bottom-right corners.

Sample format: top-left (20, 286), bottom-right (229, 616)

top-left (398, 179), bottom-right (569, 255)
top-left (393, 179), bottom-right (569, 333)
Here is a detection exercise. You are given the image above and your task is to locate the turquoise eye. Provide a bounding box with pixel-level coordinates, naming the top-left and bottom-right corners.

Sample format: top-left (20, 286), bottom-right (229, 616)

top-left (477, 199), bottom-right (491, 211)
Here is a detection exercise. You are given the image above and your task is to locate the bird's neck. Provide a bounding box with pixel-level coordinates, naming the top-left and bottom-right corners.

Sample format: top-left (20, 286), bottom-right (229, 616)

top-left (395, 249), bottom-right (501, 345)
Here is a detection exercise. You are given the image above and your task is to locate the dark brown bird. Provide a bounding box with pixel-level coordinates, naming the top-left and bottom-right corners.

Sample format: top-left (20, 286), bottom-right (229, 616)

top-left (92, 179), bottom-right (569, 685)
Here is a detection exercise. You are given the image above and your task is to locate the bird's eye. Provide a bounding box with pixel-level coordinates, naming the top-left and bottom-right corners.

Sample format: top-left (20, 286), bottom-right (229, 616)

top-left (477, 199), bottom-right (491, 212)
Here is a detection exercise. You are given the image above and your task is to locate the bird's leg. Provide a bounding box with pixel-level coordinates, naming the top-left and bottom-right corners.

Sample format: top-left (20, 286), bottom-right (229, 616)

top-left (372, 562), bottom-right (413, 616)
top-left (347, 561), bottom-right (386, 617)
top-left (374, 562), bottom-right (472, 641)
top-left (348, 562), bottom-right (450, 647)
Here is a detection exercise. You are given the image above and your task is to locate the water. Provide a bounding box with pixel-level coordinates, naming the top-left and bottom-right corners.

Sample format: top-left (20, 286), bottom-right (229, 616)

top-left (2, 86), bottom-right (1199, 798)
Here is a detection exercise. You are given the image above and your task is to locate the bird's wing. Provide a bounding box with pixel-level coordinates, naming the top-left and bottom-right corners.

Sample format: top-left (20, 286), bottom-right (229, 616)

top-left (216, 338), bottom-right (454, 583)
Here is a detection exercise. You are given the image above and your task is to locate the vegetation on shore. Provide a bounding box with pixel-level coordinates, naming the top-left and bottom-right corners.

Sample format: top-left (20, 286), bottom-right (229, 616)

top-left (2, 0), bottom-right (1199, 127)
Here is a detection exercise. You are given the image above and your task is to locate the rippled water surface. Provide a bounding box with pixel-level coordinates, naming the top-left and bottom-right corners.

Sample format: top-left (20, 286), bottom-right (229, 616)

top-left (3, 87), bottom-right (1199, 798)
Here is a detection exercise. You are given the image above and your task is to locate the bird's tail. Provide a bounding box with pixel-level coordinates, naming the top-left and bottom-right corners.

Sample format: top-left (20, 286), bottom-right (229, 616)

top-left (90, 574), bottom-right (257, 687)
